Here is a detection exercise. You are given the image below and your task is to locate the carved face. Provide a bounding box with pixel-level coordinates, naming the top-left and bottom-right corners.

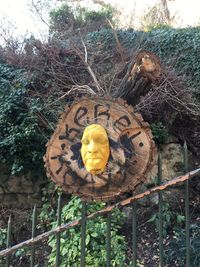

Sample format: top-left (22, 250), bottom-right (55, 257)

top-left (81, 124), bottom-right (110, 174)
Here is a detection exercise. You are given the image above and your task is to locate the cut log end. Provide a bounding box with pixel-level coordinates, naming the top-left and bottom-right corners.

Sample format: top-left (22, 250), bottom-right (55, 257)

top-left (114, 50), bottom-right (162, 105)
top-left (131, 50), bottom-right (162, 81)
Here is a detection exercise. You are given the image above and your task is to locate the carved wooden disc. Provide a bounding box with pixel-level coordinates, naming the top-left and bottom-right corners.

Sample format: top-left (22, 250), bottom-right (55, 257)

top-left (44, 97), bottom-right (156, 201)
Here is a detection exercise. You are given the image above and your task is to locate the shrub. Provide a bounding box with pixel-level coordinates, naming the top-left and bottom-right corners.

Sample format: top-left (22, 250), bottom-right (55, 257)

top-left (166, 224), bottom-right (200, 267)
top-left (0, 227), bottom-right (6, 266)
top-left (38, 191), bottom-right (128, 267)
top-left (49, 3), bottom-right (115, 38)
top-left (49, 4), bottom-right (74, 36)
top-left (0, 63), bottom-right (50, 176)
top-left (80, 5), bottom-right (114, 24)
top-left (147, 202), bottom-right (185, 237)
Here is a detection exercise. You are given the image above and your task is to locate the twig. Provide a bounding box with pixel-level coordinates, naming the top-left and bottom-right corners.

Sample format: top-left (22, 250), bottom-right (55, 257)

top-left (31, 0), bottom-right (49, 27)
top-left (107, 18), bottom-right (126, 63)
top-left (58, 85), bottom-right (96, 99)
top-left (80, 36), bottom-right (105, 94)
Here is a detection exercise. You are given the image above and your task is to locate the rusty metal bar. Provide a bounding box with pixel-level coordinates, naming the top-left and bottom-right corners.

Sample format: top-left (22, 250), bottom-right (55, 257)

top-left (158, 152), bottom-right (164, 267)
top-left (106, 211), bottom-right (111, 267)
top-left (132, 201), bottom-right (137, 267)
top-left (183, 142), bottom-right (190, 267)
top-left (30, 205), bottom-right (37, 267)
top-left (6, 215), bottom-right (11, 267)
top-left (1, 167), bottom-right (200, 257)
top-left (55, 194), bottom-right (62, 267)
top-left (80, 201), bottom-right (86, 267)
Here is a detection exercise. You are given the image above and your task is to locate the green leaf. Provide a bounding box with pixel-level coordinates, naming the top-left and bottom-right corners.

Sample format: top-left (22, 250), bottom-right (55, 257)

top-left (177, 215), bottom-right (185, 224)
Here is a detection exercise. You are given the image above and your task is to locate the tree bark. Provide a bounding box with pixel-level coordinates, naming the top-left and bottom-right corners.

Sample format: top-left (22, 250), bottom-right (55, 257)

top-left (113, 50), bottom-right (162, 106)
top-left (159, 0), bottom-right (171, 24)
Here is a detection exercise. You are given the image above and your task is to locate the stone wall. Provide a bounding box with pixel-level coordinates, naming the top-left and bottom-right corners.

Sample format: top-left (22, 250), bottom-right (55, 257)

top-left (0, 165), bottom-right (46, 208)
top-left (147, 142), bottom-right (198, 185)
top-left (147, 142), bottom-right (183, 185)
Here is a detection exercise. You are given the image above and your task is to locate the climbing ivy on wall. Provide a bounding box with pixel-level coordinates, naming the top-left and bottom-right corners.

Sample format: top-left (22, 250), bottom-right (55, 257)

top-left (0, 63), bottom-right (49, 176)
top-left (144, 28), bottom-right (200, 92)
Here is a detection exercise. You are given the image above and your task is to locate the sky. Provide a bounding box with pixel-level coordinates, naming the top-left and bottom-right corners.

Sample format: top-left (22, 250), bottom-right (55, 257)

top-left (0, 0), bottom-right (200, 42)
top-left (0, 0), bottom-right (50, 41)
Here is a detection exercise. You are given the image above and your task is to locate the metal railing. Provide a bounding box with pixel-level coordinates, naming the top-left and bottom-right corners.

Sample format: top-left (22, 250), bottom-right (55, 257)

top-left (0, 142), bottom-right (200, 266)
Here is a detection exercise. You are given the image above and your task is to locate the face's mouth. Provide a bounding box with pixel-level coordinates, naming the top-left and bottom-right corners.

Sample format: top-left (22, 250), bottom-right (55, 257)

top-left (90, 168), bottom-right (102, 174)
top-left (87, 158), bottom-right (101, 160)
top-left (86, 158), bottom-right (102, 163)
top-left (84, 158), bottom-right (105, 174)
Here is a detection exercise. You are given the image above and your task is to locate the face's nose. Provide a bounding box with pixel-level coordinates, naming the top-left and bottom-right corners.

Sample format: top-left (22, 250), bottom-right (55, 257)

top-left (87, 140), bottom-right (97, 154)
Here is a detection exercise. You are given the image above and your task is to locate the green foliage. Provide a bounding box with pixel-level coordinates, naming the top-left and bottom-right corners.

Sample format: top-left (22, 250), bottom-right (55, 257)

top-left (49, 3), bottom-right (115, 38)
top-left (79, 5), bottom-right (114, 24)
top-left (49, 198), bottom-right (127, 267)
top-left (166, 224), bottom-right (200, 267)
top-left (143, 27), bottom-right (200, 98)
top-left (49, 4), bottom-right (74, 35)
top-left (86, 28), bottom-right (118, 50)
top-left (0, 227), bottom-right (7, 249)
top-left (151, 122), bottom-right (169, 144)
top-left (0, 63), bottom-right (49, 176)
top-left (37, 186), bottom-right (128, 267)
top-left (0, 227), bottom-right (6, 266)
top-left (147, 202), bottom-right (185, 237)
top-left (144, 23), bottom-right (173, 32)
top-left (38, 182), bottom-right (57, 227)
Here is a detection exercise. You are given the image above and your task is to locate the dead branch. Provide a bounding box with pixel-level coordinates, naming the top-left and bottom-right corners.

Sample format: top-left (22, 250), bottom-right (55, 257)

top-left (80, 36), bottom-right (105, 94)
top-left (107, 19), bottom-right (126, 63)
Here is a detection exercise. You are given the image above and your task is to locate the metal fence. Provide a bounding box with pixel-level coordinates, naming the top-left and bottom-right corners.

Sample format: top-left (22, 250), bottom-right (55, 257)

top-left (0, 142), bottom-right (200, 267)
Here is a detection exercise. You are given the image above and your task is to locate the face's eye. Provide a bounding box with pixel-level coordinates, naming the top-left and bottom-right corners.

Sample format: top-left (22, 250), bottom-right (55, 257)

top-left (81, 139), bottom-right (89, 145)
top-left (94, 137), bottom-right (108, 145)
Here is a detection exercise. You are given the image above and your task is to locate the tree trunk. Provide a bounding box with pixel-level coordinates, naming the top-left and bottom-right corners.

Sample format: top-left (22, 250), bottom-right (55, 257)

top-left (113, 50), bottom-right (162, 106)
top-left (159, 0), bottom-right (171, 24)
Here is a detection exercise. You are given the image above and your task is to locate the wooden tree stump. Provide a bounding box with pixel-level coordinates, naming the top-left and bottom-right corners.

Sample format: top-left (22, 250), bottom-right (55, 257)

top-left (44, 97), bottom-right (156, 201)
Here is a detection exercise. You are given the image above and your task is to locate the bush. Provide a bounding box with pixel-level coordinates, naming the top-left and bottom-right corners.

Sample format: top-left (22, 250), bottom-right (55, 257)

top-left (0, 63), bottom-right (50, 176)
top-left (80, 5), bottom-right (114, 24)
top-left (147, 202), bottom-right (185, 237)
top-left (38, 191), bottom-right (128, 267)
top-left (166, 224), bottom-right (200, 267)
top-left (49, 3), bottom-right (115, 38)
top-left (49, 4), bottom-right (74, 36)
top-left (0, 227), bottom-right (6, 266)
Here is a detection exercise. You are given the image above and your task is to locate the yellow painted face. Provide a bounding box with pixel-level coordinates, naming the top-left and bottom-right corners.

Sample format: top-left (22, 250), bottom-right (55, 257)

top-left (81, 124), bottom-right (110, 174)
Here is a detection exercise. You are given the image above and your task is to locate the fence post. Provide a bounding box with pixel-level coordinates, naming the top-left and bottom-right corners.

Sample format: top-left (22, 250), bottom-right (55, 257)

top-left (55, 193), bottom-right (62, 267)
top-left (6, 215), bottom-right (12, 267)
top-left (132, 201), bottom-right (137, 267)
top-left (183, 141), bottom-right (190, 267)
top-left (106, 210), bottom-right (111, 267)
top-left (158, 152), bottom-right (164, 267)
top-left (30, 204), bottom-right (37, 267)
top-left (80, 201), bottom-right (87, 267)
